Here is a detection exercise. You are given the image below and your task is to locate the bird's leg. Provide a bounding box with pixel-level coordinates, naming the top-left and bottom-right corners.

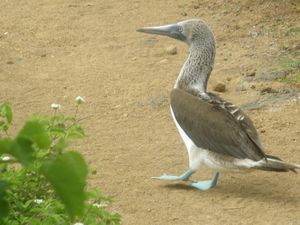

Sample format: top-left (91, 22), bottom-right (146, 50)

top-left (152, 169), bottom-right (194, 181)
top-left (190, 171), bottom-right (219, 190)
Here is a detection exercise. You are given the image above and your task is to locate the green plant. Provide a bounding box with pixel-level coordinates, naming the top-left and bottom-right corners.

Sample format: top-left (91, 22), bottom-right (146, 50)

top-left (279, 58), bottom-right (300, 70)
top-left (277, 72), bottom-right (300, 84)
top-left (0, 99), bottom-right (120, 225)
top-left (275, 57), bottom-right (300, 84)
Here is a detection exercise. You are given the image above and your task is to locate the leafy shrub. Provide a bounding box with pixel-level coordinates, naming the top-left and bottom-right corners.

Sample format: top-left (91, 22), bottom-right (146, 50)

top-left (0, 100), bottom-right (120, 225)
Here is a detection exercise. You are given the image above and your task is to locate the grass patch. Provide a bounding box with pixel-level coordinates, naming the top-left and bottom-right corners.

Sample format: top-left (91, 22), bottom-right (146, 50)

top-left (289, 27), bottom-right (300, 33)
top-left (277, 72), bottom-right (300, 84)
top-left (279, 58), bottom-right (300, 70)
top-left (275, 57), bottom-right (300, 84)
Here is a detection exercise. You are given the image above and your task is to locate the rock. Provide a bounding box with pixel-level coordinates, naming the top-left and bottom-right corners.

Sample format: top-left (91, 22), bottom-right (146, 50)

top-left (279, 88), bottom-right (291, 94)
top-left (165, 45), bottom-right (177, 55)
top-left (250, 31), bottom-right (259, 38)
top-left (181, 11), bottom-right (187, 16)
top-left (6, 61), bottom-right (14, 65)
top-left (213, 82), bottom-right (226, 92)
top-left (260, 87), bottom-right (278, 94)
top-left (246, 71), bottom-right (256, 77)
top-left (234, 25), bottom-right (241, 30)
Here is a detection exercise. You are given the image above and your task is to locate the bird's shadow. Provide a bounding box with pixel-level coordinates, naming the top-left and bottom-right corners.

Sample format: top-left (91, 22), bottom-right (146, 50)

top-left (162, 179), bottom-right (299, 205)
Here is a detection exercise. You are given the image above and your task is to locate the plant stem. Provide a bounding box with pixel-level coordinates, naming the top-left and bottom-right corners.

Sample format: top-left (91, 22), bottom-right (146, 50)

top-left (74, 105), bottom-right (79, 121)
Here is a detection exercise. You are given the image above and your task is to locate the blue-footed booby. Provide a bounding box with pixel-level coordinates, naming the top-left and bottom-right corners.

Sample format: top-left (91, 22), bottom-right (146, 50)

top-left (137, 19), bottom-right (300, 190)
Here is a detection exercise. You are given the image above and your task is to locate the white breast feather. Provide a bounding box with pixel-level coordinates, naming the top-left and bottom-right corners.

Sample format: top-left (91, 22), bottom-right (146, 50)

top-left (170, 106), bottom-right (261, 172)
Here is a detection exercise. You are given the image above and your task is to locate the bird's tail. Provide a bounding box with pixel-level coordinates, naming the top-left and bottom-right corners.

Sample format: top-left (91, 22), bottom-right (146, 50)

top-left (255, 155), bottom-right (300, 173)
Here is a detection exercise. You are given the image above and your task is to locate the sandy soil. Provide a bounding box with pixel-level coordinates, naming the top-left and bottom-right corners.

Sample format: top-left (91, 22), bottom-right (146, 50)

top-left (1, 0), bottom-right (299, 224)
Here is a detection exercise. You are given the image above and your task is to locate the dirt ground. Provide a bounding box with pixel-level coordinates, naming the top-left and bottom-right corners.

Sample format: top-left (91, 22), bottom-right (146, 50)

top-left (1, 0), bottom-right (300, 224)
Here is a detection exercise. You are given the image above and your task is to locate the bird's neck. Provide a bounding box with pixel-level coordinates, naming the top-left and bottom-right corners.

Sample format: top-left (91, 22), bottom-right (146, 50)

top-left (175, 41), bottom-right (215, 96)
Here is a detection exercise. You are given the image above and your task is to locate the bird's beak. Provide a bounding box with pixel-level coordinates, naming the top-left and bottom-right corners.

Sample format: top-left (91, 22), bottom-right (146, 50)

top-left (137, 23), bottom-right (186, 41)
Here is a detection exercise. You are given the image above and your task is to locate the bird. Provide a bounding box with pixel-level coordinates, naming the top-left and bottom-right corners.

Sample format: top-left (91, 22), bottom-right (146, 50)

top-left (137, 19), bottom-right (300, 190)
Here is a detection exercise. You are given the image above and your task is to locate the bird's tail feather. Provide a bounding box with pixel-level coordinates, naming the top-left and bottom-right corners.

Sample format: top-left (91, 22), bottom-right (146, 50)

top-left (255, 155), bottom-right (300, 173)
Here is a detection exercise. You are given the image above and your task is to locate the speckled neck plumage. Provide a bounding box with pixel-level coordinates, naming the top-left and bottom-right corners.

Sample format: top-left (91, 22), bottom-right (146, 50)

top-left (175, 34), bottom-right (216, 97)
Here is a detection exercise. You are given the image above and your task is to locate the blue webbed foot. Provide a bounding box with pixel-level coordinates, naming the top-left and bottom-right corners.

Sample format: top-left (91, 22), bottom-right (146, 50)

top-left (152, 169), bottom-right (194, 181)
top-left (190, 171), bottom-right (219, 190)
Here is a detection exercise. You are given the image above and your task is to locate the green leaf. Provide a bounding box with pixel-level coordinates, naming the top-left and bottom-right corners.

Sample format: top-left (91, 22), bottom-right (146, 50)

top-left (4, 105), bottom-right (12, 124)
top-left (2, 124), bottom-right (9, 132)
top-left (49, 123), bottom-right (66, 137)
top-left (13, 138), bottom-right (35, 166)
top-left (0, 103), bottom-right (13, 123)
top-left (52, 138), bottom-right (69, 153)
top-left (0, 139), bottom-right (13, 154)
top-left (18, 121), bottom-right (51, 149)
top-left (0, 138), bottom-right (35, 166)
top-left (66, 126), bottom-right (85, 139)
top-left (0, 180), bottom-right (10, 217)
top-left (66, 131), bottom-right (84, 139)
top-left (41, 151), bottom-right (88, 219)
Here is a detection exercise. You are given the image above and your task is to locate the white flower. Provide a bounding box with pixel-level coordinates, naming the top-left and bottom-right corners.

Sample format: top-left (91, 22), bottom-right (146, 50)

top-left (92, 202), bottom-right (108, 208)
top-left (1, 156), bottom-right (11, 161)
top-left (51, 103), bottom-right (61, 110)
top-left (33, 199), bottom-right (44, 204)
top-left (73, 223), bottom-right (84, 225)
top-left (75, 96), bottom-right (85, 104)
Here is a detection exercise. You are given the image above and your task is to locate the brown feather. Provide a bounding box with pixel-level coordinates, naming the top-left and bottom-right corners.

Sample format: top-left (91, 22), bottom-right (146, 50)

top-left (170, 88), bottom-right (266, 161)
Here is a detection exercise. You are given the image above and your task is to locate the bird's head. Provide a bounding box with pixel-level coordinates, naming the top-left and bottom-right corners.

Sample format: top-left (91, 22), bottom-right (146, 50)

top-left (137, 19), bottom-right (215, 46)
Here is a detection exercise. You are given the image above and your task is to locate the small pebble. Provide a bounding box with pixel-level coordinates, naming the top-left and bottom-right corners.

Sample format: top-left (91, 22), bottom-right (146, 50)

top-left (235, 25), bottom-right (241, 30)
top-left (260, 87), bottom-right (278, 94)
top-left (165, 45), bottom-right (177, 55)
top-left (246, 71), bottom-right (256, 77)
top-left (213, 82), bottom-right (226, 92)
top-left (181, 11), bottom-right (187, 16)
top-left (6, 61), bottom-right (14, 65)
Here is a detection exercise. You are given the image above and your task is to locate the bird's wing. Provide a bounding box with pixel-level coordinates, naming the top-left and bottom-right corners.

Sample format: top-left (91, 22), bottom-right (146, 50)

top-left (170, 89), bottom-right (266, 160)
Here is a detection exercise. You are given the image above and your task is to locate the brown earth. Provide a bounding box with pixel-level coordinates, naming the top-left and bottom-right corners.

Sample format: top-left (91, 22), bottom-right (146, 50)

top-left (1, 0), bottom-right (300, 224)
